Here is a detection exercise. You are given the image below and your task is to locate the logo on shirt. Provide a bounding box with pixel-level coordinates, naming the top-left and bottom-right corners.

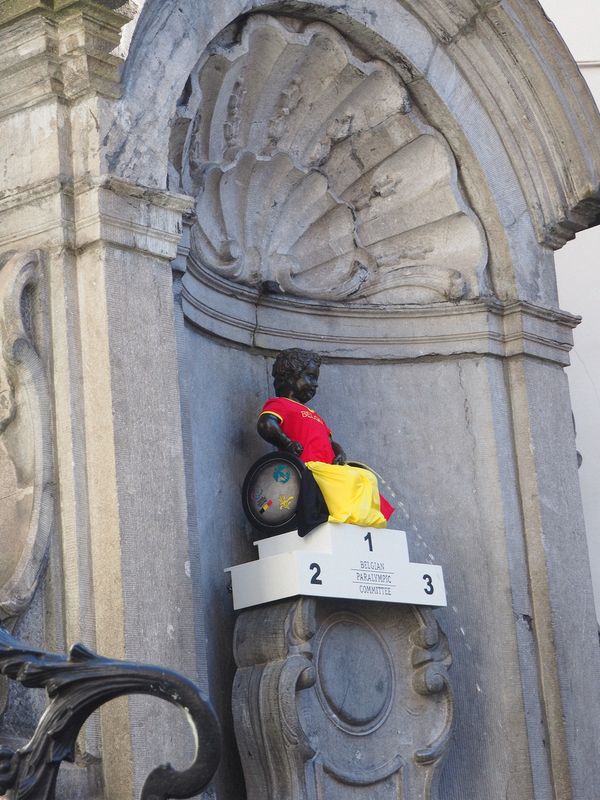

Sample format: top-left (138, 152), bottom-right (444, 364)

top-left (301, 410), bottom-right (324, 424)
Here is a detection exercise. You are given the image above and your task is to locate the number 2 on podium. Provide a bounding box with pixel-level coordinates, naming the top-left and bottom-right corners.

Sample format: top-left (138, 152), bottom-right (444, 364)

top-left (310, 563), bottom-right (323, 585)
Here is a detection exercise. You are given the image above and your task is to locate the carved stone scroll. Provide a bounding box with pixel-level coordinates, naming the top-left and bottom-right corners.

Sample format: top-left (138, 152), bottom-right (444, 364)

top-left (0, 251), bottom-right (53, 622)
top-left (233, 598), bottom-right (453, 800)
top-left (172, 14), bottom-right (488, 306)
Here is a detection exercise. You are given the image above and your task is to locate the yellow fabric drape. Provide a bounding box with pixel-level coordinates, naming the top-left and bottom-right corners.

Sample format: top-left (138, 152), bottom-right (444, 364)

top-left (305, 462), bottom-right (387, 528)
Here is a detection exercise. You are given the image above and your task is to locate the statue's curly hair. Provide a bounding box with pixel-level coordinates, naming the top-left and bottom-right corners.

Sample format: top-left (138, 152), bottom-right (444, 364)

top-left (272, 348), bottom-right (322, 396)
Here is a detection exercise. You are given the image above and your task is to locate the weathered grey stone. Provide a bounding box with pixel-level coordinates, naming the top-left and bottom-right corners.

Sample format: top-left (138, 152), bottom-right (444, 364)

top-left (175, 331), bottom-right (268, 799)
top-left (182, 261), bottom-right (580, 363)
top-left (174, 15), bottom-right (486, 305)
top-left (0, 252), bottom-right (53, 624)
top-left (233, 598), bottom-right (452, 800)
top-left (0, 1), bottom-right (599, 799)
top-left (109, 0), bottom-right (600, 283)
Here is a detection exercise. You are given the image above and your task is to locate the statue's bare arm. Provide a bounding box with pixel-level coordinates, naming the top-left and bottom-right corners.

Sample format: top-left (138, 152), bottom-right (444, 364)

top-left (257, 413), bottom-right (303, 456)
top-left (331, 440), bottom-right (347, 465)
top-left (258, 413), bottom-right (347, 464)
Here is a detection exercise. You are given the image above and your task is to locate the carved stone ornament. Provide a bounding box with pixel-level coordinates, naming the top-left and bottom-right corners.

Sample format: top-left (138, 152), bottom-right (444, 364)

top-left (173, 14), bottom-right (488, 306)
top-left (0, 252), bottom-right (53, 622)
top-left (232, 598), bottom-right (453, 800)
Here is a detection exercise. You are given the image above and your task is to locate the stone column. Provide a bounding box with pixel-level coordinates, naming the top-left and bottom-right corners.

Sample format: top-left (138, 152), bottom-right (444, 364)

top-left (72, 176), bottom-right (199, 797)
top-left (0, 4), bottom-right (202, 797)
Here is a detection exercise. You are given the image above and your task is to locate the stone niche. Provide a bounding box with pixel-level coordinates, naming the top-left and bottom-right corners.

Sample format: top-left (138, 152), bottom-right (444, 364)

top-left (159, 7), bottom-right (600, 800)
top-left (167, 14), bottom-right (478, 797)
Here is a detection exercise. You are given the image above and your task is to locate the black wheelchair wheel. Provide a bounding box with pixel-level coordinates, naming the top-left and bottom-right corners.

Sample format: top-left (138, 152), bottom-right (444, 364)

top-left (242, 452), bottom-right (305, 537)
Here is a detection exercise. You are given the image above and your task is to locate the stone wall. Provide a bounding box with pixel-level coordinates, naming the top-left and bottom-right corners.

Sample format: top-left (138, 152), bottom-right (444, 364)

top-left (0, 1), bottom-right (599, 799)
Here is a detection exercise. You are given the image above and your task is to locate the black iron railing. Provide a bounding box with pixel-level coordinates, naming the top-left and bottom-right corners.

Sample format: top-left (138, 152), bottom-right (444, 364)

top-left (0, 626), bottom-right (220, 800)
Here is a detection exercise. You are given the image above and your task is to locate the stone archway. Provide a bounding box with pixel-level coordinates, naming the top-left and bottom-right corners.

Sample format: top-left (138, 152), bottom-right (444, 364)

top-left (108, 4), bottom-right (600, 798)
top-left (1, 1), bottom-right (599, 798)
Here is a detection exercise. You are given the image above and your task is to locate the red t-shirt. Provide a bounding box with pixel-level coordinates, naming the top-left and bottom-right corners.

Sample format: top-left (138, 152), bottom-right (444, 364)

top-left (260, 397), bottom-right (335, 464)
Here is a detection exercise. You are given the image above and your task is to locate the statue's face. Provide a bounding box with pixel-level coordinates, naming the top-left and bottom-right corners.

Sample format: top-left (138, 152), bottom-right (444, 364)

top-left (290, 360), bottom-right (320, 404)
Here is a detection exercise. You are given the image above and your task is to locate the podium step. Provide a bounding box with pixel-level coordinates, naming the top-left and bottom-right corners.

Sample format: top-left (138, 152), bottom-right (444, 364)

top-left (227, 523), bottom-right (446, 611)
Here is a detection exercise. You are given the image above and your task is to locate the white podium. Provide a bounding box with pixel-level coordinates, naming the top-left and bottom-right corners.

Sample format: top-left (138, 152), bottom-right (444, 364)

top-left (226, 523), bottom-right (446, 611)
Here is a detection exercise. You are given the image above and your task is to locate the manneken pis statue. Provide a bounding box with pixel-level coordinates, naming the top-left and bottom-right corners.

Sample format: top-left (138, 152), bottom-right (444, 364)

top-left (257, 348), bottom-right (390, 528)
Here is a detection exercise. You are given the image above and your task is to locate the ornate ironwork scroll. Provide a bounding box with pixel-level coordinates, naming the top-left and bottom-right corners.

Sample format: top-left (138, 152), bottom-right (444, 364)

top-left (0, 626), bottom-right (221, 800)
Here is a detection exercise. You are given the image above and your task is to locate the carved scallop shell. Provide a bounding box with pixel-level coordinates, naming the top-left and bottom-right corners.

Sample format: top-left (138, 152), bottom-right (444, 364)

top-left (191, 151), bottom-right (370, 299)
top-left (177, 15), bottom-right (488, 304)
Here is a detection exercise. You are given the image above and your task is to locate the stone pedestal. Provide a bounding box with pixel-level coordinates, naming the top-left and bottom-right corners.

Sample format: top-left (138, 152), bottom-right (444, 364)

top-left (233, 598), bottom-right (452, 800)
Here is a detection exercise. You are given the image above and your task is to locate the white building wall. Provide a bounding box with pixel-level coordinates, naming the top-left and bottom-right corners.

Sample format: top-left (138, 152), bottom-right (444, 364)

top-left (541, 1), bottom-right (600, 618)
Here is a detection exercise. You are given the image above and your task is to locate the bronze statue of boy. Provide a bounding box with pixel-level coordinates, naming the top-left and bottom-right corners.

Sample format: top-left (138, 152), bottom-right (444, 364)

top-left (257, 348), bottom-right (346, 465)
top-left (257, 348), bottom-right (391, 529)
